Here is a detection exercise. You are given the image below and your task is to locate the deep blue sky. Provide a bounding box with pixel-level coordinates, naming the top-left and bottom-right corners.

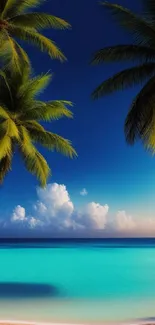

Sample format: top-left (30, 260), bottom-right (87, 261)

top-left (1, 0), bottom-right (155, 225)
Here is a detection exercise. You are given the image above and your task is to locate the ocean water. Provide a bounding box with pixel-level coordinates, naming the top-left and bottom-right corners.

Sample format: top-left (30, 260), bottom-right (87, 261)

top-left (0, 239), bottom-right (155, 323)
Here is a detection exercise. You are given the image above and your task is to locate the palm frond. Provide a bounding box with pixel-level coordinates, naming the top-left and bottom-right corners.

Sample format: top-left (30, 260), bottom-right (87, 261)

top-left (12, 40), bottom-right (30, 68)
top-left (0, 69), bottom-right (14, 105)
top-left (0, 67), bottom-right (75, 186)
top-left (144, 119), bottom-right (155, 153)
top-left (125, 76), bottom-right (155, 144)
top-left (9, 13), bottom-right (71, 30)
top-left (101, 1), bottom-right (155, 47)
top-left (23, 120), bottom-right (46, 132)
top-left (2, 118), bottom-right (19, 139)
top-left (142, 0), bottom-right (155, 22)
top-left (46, 132), bottom-right (77, 158)
top-left (0, 0), bottom-right (7, 15)
top-left (92, 62), bottom-right (155, 99)
top-left (21, 147), bottom-right (50, 187)
top-left (43, 101), bottom-right (73, 120)
top-left (18, 72), bottom-right (52, 101)
top-left (0, 135), bottom-right (12, 159)
top-left (0, 105), bottom-right (10, 120)
top-left (28, 129), bottom-right (77, 158)
top-left (22, 100), bottom-right (73, 121)
top-left (91, 45), bottom-right (155, 64)
top-left (0, 154), bottom-right (12, 184)
top-left (5, 33), bottom-right (26, 73)
top-left (10, 25), bottom-right (66, 61)
top-left (18, 125), bottom-right (35, 155)
top-left (1, 0), bottom-right (16, 18)
top-left (2, 0), bottom-right (42, 18)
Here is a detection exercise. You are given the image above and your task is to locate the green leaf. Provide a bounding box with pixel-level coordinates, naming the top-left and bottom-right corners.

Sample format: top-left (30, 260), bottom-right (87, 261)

top-left (23, 120), bottom-right (46, 132)
top-left (0, 66), bottom-right (75, 185)
top-left (0, 0), bottom-right (8, 15)
top-left (2, 0), bottom-right (43, 18)
top-left (3, 118), bottom-right (19, 139)
top-left (22, 100), bottom-right (73, 121)
top-left (0, 135), bottom-right (12, 159)
top-left (10, 25), bottom-right (66, 61)
top-left (5, 33), bottom-right (27, 73)
top-left (0, 105), bottom-right (10, 120)
top-left (18, 72), bottom-right (52, 101)
top-left (125, 76), bottom-right (155, 144)
top-left (0, 154), bottom-right (12, 184)
top-left (92, 62), bottom-right (155, 99)
top-left (91, 45), bottom-right (155, 64)
top-left (142, 0), bottom-right (155, 22)
top-left (21, 147), bottom-right (51, 187)
top-left (101, 1), bottom-right (155, 47)
top-left (18, 125), bottom-right (35, 155)
top-left (10, 12), bottom-right (71, 30)
top-left (29, 129), bottom-right (77, 158)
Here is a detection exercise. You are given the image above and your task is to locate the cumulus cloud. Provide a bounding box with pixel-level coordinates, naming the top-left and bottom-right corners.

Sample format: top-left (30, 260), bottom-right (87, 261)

top-left (35, 183), bottom-right (74, 230)
top-left (80, 188), bottom-right (88, 196)
top-left (5, 183), bottom-right (155, 237)
top-left (11, 205), bottom-right (27, 222)
top-left (77, 202), bottom-right (109, 230)
top-left (11, 205), bottom-right (41, 230)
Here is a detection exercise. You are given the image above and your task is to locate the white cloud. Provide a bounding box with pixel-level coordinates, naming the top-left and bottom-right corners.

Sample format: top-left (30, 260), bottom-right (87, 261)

top-left (116, 211), bottom-right (136, 231)
top-left (8, 183), bottom-right (155, 237)
top-left (11, 205), bottom-right (27, 222)
top-left (77, 202), bottom-right (109, 230)
top-left (35, 183), bottom-right (74, 229)
top-left (11, 205), bottom-right (41, 230)
top-left (80, 188), bottom-right (88, 196)
top-left (29, 217), bottom-right (42, 229)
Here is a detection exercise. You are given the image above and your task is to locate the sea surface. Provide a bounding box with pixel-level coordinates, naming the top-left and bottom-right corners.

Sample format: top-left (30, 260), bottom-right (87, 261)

top-left (0, 238), bottom-right (155, 323)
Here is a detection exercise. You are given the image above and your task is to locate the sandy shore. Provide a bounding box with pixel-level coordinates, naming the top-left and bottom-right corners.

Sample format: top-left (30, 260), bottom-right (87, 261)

top-left (0, 321), bottom-right (155, 325)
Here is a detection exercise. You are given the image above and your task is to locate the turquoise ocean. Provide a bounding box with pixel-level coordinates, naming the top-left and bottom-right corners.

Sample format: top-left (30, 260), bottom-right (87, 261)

top-left (0, 239), bottom-right (155, 323)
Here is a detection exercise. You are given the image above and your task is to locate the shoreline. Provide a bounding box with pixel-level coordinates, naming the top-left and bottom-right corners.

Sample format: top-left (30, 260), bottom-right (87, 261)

top-left (0, 320), bottom-right (155, 325)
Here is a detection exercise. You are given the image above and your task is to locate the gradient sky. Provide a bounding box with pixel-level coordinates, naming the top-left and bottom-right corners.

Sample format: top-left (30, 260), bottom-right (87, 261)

top-left (1, 0), bottom-right (155, 237)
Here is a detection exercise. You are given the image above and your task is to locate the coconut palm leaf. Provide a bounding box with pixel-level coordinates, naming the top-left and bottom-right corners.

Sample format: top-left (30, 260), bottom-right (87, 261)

top-left (5, 33), bottom-right (30, 73)
top-left (0, 0), bottom-right (69, 71)
top-left (0, 105), bottom-right (10, 120)
top-left (9, 13), bottom-right (71, 30)
top-left (125, 76), bottom-right (155, 144)
top-left (92, 62), bottom-right (155, 99)
top-left (22, 100), bottom-right (73, 121)
top-left (21, 146), bottom-right (51, 187)
top-left (0, 68), bottom-right (76, 186)
top-left (144, 121), bottom-right (155, 153)
top-left (18, 73), bottom-right (52, 101)
top-left (1, 0), bottom-right (44, 18)
top-left (101, 2), bottom-right (155, 47)
top-left (0, 0), bottom-right (7, 14)
top-left (92, 1), bottom-right (155, 153)
top-left (0, 135), bottom-right (12, 159)
top-left (27, 128), bottom-right (77, 158)
top-left (91, 45), bottom-right (155, 64)
top-left (10, 25), bottom-right (66, 61)
top-left (0, 154), bottom-right (12, 184)
top-left (142, 0), bottom-right (155, 21)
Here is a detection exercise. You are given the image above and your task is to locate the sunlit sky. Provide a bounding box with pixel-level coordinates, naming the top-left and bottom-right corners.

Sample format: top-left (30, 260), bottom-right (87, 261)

top-left (1, 0), bottom-right (155, 237)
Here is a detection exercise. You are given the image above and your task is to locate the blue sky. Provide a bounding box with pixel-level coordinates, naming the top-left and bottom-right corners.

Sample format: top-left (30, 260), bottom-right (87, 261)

top-left (1, 0), bottom-right (155, 237)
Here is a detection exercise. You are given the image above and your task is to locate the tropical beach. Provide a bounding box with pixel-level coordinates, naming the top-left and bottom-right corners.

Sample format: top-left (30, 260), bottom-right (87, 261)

top-left (0, 239), bottom-right (154, 323)
top-left (1, 0), bottom-right (155, 323)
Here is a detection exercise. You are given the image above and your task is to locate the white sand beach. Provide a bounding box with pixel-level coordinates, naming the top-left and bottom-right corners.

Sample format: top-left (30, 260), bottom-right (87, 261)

top-left (0, 320), bottom-right (155, 325)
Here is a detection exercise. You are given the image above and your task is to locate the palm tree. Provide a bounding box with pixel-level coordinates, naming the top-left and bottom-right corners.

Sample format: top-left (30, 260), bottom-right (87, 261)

top-left (91, 0), bottom-right (155, 152)
top-left (0, 67), bottom-right (76, 187)
top-left (0, 0), bottom-right (70, 71)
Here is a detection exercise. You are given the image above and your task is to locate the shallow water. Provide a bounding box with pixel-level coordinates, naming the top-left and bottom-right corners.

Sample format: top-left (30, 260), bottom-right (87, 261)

top-left (0, 239), bottom-right (155, 322)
